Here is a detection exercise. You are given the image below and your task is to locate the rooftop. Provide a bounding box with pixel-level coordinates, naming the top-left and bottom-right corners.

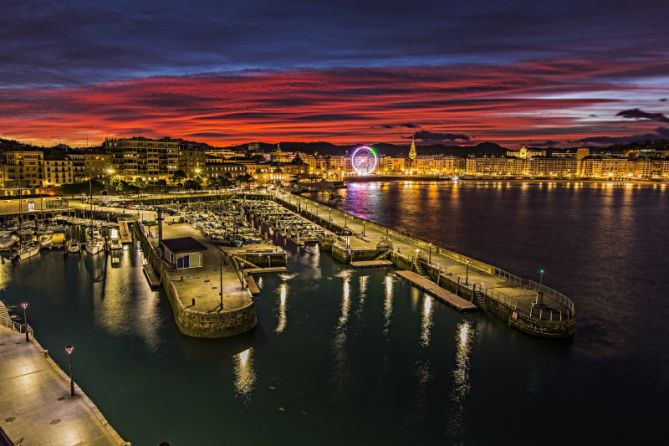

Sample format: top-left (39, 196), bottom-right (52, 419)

top-left (160, 237), bottom-right (207, 253)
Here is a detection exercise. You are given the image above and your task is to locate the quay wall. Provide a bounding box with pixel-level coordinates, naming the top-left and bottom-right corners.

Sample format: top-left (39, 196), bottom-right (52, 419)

top-left (133, 223), bottom-right (257, 338)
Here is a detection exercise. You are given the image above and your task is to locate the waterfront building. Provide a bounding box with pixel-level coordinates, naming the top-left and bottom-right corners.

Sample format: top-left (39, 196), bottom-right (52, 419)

top-left (104, 137), bottom-right (179, 181)
top-left (327, 155), bottom-right (352, 176)
top-left (2, 151), bottom-right (44, 187)
top-left (465, 156), bottom-right (526, 176)
top-left (43, 156), bottom-right (75, 186)
top-left (379, 156), bottom-right (406, 174)
top-left (160, 237), bottom-right (206, 269)
top-left (580, 158), bottom-right (637, 179)
top-left (527, 157), bottom-right (578, 177)
top-left (415, 156), bottom-right (462, 175)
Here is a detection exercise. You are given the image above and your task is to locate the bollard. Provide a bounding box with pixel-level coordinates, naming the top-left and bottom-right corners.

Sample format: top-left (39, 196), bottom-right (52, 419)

top-left (191, 298), bottom-right (195, 307)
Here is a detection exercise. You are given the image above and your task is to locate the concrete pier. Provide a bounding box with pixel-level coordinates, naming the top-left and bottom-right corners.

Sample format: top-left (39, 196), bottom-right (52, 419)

top-left (396, 270), bottom-right (478, 312)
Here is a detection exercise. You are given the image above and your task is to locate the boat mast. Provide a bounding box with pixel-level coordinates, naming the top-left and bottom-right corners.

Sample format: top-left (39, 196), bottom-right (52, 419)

top-left (89, 178), bottom-right (93, 240)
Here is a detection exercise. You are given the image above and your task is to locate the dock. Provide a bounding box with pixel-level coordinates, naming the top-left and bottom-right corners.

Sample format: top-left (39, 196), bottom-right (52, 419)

top-left (396, 270), bottom-right (479, 312)
top-left (117, 220), bottom-right (133, 244)
top-left (350, 260), bottom-right (393, 268)
top-left (245, 275), bottom-right (261, 294)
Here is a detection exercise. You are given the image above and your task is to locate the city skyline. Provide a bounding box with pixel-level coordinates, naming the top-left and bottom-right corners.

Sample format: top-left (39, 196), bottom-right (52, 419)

top-left (1, 0), bottom-right (668, 147)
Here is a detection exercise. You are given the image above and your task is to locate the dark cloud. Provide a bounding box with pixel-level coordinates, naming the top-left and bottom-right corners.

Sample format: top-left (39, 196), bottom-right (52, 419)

top-left (412, 130), bottom-right (470, 143)
top-left (616, 108), bottom-right (669, 123)
top-left (379, 122), bottom-right (421, 129)
top-left (0, 0), bottom-right (668, 86)
top-left (577, 127), bottom-right (669, 145)
top-left (660, 98), bottom-right (667, 102)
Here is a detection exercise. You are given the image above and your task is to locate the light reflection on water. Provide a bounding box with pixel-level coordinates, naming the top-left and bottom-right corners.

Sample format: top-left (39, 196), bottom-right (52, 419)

top-left (420, 294), bottom-right (434, 348)
top-left (233, 347), bottom-right (256, 397)
top-left (275, 282), bottom-right (288, 334)
top-left (448, 320), bottom-right (474, 439)
top-left (383, 273), bottom-right (394, 338)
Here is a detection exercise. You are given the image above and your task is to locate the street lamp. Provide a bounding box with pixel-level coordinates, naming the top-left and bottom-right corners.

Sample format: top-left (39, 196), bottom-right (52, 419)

top-left (65, 345), bottom-right (75, 396)
top-left (428, 243), bottom-right (432, 264)
top-left (539, 268), bottom-right (545, 288)
top-left (465, 260), bottom-right (471, 286)
top-left (20, 302), bottom-right (29, 342)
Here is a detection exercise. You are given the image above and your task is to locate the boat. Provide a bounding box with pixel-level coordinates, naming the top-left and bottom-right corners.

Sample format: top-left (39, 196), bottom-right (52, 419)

top-left (0, 234), bottom-right (18, 251)
top-left (18, 242), bottom-right (40, 260)
top-left (66, 240), bottom-right (81, 254)
top-left (38, 234), bottom-right (53, 249)
top-left (85, 237), bottom-right (104, 255)
top-left (109, 237), bottom-right (123, 251)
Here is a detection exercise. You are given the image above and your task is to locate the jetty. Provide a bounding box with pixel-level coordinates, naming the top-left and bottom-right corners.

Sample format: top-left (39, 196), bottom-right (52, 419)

top-left (396, 270), bottom-right (478, 312)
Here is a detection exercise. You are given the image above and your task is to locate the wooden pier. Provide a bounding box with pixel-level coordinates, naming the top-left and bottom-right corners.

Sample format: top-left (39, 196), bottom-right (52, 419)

top-left (117, 220), bottom-right (133, 244)
top-left (396, 270), bottom-right (479, 312)
top-left (350, 260), bottom-right (393, 268)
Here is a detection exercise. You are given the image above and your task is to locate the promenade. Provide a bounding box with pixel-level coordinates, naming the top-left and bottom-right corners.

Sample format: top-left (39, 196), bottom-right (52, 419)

top-left (0, 326), bottom-right (126, 446)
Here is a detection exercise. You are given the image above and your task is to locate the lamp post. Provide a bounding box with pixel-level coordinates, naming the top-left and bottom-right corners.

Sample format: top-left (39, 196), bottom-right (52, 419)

top-left (20, 302), bottom-right (29, 342)
top-left (535, 268), bottom-right (546, 307)
top-left (65, 345), bottom-right (75, 396)
top-left (428, 243), bottom-right (432, 264)
top-left (465, 260), bottom-right (471, 286)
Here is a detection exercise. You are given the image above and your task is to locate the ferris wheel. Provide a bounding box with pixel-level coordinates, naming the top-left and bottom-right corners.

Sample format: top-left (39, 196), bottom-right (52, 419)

top-left (351, 145), bottom-right (378, 175)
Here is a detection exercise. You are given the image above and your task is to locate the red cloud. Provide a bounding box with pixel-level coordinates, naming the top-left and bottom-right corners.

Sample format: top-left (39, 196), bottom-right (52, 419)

top-left (0, 57), bottom-right (667, 147)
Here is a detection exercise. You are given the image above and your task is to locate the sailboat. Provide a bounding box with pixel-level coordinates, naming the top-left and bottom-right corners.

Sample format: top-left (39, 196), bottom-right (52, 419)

top-left (84, 179), bottom-right (104, 255)
top-left (66, 239), bottom-right (81, 254)
top-left (15, 186), bottom-right (39, 261)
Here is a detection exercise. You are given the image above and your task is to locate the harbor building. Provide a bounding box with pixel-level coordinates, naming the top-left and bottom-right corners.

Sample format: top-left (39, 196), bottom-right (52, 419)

top-left (178, 141), bottom-right (208, 178)
top-left (205, 157), bottom-right (247, 182)
top-left (160, 237), bottom-right (207, 269)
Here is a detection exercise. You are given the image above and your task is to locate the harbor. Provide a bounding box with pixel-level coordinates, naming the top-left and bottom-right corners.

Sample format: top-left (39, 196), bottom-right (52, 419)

top-left (0, 181), bottom-right (664, 444)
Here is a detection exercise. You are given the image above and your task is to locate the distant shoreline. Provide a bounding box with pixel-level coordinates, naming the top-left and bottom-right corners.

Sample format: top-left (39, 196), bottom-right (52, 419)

top-left (344, 175), bottom-right (668, 185)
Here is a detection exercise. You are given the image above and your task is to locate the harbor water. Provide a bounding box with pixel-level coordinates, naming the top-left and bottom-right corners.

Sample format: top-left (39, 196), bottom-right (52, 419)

top-left (1, 181), bottom-right (668, 444)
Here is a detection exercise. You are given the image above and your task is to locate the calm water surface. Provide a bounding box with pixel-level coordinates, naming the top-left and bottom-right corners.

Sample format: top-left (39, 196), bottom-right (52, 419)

top-left (1, 181), bottom-right (668, 445)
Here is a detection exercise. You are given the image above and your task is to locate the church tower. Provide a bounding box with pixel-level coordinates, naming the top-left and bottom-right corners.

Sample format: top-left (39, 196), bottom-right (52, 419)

top-left (407, 136), bottom-right (417, 173)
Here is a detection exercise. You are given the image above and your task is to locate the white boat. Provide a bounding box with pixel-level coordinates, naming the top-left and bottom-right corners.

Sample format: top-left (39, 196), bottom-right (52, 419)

top-left (66, 240), bottom-right (81, 254)
top-left (109, 238), bottom-right (123, 251)
top-left (38, 234), bottom-right (53, 249)
top-left (0, 234), bottom-right (18, 250)
top-left (18, 242), bottom-right (40, 260)
top-left (85, 238), bottom-right (104, 255)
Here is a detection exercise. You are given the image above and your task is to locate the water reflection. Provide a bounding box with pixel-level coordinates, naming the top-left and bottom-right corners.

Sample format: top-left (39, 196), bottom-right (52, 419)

top-left (383, 274), bottom-right (394, 338)
top-left (448, 320), bottom-right (474, 439)
top-left (233, 347), bottom-right (256, 397)
top-left (332, 273), bottom-right (352, 397)
top-left (356, 275), bottom-right (368, 319)
top-left (420, 295), bottom-right (434, 348)
top-left (275, 283), bottom-right (289, 333)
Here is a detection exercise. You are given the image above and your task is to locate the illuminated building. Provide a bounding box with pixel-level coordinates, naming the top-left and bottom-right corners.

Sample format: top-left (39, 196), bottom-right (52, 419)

top-left (104, 137), bottom-right (179, 181)
top-left (465, 156), bottom-right (526, 176)
top-left (43, 156), bottom-right (75, 186)
top-left (2, 151), bottom-right (44, 187)
top-left (527, 157), bottom-right (578, 177)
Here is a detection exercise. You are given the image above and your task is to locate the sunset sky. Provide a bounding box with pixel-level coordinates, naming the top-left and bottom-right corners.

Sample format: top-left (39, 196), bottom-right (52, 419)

top-left (1, 0), bottom-right (668, 147)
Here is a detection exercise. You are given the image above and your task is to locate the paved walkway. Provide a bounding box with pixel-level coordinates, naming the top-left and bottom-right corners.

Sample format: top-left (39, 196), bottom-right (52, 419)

top-left (0, 326), bottom-right (126, 446)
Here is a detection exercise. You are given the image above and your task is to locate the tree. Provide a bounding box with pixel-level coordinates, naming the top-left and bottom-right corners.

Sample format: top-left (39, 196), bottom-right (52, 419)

top-left (172, 170), bottom-right (187, 182)
top-left (183, 179), bottom-right (201, 191)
